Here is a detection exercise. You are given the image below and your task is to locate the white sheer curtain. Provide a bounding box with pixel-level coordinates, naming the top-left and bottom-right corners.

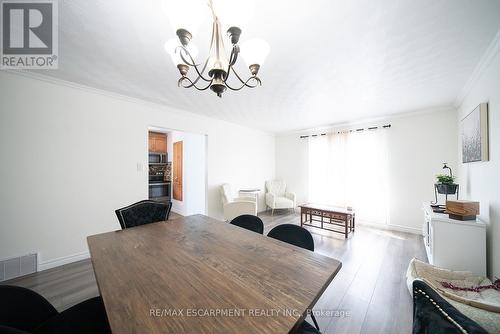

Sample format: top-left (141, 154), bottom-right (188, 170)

top-left (308, 129), bottom-right (389, 225)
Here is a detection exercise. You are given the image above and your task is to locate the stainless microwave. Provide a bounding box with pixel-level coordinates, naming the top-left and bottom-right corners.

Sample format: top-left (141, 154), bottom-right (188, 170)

top-left (149, 153), bottom-right (167, 164)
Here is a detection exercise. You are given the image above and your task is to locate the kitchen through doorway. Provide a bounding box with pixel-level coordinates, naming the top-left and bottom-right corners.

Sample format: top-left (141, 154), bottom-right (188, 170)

top-left (148, 127), bottom-right (207, 216)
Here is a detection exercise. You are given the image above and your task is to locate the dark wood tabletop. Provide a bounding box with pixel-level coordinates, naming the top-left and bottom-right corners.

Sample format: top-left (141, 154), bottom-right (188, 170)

top-left (87, 214), bottom-right (341, 333)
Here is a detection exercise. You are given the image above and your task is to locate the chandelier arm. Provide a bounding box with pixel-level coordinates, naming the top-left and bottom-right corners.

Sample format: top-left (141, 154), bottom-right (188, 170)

top-left (190, 58), bottom-right (212, 86)
top-left (224, 46), bottom-right (239, 79)
top-left (228, 46), bottom-right (238, 67)
top-left (178, 76), bottom-right (214, 90)
top-left (224, 73), bottom-right (261, 91)
top-left (175, 46), bottom-right (197, 67)
top-left (176, 13), bottom-right (218, 83)
top-left (225, 66), bottom-right (262, 88)
top-left (177, 47), bottom-right (212, 83)
top-left (180, 54), bottom-right (212, 83)
top-left (228, 66), bottom-right (249, 85)
top-left (221, 49), bottom-right (238, 90)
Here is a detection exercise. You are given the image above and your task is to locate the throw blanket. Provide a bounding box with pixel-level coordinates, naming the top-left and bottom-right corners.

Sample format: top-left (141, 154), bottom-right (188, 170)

top-left (407, 258), bottom-right (500, 334)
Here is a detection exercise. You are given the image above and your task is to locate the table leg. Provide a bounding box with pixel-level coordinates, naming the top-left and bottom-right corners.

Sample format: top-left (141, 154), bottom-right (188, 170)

top-left (353, 215), bottom-right (355, 232)
top-left (344, 216), bottom-right (348, 238)
top-left (321, 213), bottom-right (324, 229)
top-left (300, 209), bottom-right (303, 226)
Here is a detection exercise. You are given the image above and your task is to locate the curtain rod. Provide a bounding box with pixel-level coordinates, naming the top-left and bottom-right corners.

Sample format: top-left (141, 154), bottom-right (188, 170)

top-left (299, 124), bottom-right (391, 139)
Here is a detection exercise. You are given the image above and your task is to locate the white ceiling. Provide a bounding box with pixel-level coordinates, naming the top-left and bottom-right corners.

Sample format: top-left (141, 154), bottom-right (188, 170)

top-left (34, 0), bottom-right (500, 133)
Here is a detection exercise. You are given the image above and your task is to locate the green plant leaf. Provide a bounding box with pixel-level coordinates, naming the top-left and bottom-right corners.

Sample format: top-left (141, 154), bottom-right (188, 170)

top-left (436, 174), bottom-right (455, 184)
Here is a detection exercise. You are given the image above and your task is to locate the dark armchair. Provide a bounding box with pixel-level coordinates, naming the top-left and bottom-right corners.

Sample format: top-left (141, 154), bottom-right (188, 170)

top-left (0, 285), bottom-right (110, 334)
top-left (115, 200), bottom-right (172, 229)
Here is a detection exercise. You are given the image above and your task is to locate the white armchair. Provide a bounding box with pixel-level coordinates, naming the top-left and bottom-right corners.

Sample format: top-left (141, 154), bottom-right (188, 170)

top-left (220, 184), bottom-right (258, 221)
top-left (265, 180), bottom-right (296, 215)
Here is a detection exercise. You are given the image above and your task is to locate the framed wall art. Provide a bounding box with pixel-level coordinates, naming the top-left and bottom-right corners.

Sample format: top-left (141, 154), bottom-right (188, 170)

top-left (461, 103), bottom-right (489, 163)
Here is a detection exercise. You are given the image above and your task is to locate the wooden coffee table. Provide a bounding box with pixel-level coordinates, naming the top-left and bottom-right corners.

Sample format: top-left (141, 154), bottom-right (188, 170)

top-left (299, 203), bottom-right (355, 238)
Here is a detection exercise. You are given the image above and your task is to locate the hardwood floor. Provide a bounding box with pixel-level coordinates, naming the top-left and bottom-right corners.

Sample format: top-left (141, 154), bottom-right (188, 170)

top-left (2, 211), bottom-right (426, 333)
top-left (261, 210), bottom-right (427, 334)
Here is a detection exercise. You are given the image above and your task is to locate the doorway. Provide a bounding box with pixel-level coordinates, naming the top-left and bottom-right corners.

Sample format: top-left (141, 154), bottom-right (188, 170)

top-left (148, 127), bottom-right (207, 216)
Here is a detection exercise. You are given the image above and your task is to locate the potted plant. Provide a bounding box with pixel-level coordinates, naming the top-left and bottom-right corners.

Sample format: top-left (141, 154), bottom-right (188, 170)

top-left (435, 174), bottom-right (458, 194)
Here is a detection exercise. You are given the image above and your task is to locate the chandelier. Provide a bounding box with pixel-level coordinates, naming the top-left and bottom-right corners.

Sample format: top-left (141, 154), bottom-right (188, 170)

top-left (164, 0), bottom-right (270, 97)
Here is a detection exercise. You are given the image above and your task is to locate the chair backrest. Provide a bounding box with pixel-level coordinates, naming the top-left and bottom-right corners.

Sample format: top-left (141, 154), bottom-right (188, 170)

top-left (220, 183), bottom-right (235, 205)
top-left (0, 285), bottom-right (58, 332)
top-left (267, 224), bottom-right (314, 251)
top-left (266, 180), bottom-right (286, 196)
top-left (230, 215), bottom-right (264, 234)
top-left (115, 200), bottom-right (171, 229)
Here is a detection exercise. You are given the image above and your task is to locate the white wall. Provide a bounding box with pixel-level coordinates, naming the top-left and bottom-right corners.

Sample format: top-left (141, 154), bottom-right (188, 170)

top-left (456, 47), bottom-right (500, 279)
top-left (183, 132), bottom-right (207, 216)
top-left (166, 131), bottom-right (174, 162)
top-left (276, 108), bottom-right (458, 234)
top-left (165, 130), bottom-right (206, 216)
top-left (387, 109), bottom-right (458, 232)
top-left (0, 72), bottom-right (275, 268)
top-left (275, 135), bottom-right (310, 205)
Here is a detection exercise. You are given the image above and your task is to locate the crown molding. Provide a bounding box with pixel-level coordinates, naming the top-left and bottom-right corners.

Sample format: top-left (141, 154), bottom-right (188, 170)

top-left (454, 30), bottom-right (500, 108)
top-left (3, 70), bottom-right (192, 113)
top-left (277, 105), bottom-right (455, 137)
top-left (1, 70), bottom-right (275, 136)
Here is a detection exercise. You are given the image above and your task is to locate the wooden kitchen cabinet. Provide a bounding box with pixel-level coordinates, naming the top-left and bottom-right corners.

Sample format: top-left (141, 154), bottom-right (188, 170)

top-left (149, 132), bottom-right (167, 153)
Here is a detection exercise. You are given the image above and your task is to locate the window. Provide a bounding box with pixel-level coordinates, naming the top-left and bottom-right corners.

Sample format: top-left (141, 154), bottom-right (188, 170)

top-left (308, 129), bottom-right (389, 225)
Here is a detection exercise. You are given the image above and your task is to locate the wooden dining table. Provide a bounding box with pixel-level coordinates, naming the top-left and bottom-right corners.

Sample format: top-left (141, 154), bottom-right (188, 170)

top-left (87, 214), bottom-right (342, 333)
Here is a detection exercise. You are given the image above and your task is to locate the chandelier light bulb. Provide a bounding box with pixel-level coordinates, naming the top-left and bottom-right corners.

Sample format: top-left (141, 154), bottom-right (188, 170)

top-left (164, 38), bottom-right (199, 66)
top-left (240, 38), bottom-right (270, 67)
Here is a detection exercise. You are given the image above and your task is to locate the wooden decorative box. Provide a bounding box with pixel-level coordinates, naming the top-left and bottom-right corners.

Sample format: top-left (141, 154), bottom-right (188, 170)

top-left (446, 200), bottom-right (480, 221)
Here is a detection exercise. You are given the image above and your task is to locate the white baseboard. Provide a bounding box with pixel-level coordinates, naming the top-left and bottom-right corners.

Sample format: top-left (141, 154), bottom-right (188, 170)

top-left (357, 221), bottom-right (422, 235)
top-left (170, 208), bottom-right (183, 215)
top-left (37, 251), bottom-right (90, 272)
top-left (33, 222), bottom-right (419, 273)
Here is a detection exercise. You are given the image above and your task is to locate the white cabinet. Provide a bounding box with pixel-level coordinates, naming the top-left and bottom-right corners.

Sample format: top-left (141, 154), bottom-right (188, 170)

top-left (422, 204), bottom-right (486, 276)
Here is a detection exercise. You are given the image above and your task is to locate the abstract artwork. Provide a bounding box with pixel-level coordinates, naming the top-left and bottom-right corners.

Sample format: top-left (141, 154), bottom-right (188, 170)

top-left (462, 103), bottom-right (489, 163)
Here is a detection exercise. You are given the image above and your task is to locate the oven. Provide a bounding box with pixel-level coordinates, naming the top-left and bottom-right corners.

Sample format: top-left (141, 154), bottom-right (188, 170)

top-left (149, 160), bottom-right (170, 203)
top-left (149, 182), bottom-right (170, 199)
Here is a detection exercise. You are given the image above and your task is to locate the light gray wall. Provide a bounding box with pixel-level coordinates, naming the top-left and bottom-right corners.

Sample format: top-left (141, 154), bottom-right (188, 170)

top-left (457, 48), bottom-right (500, 279)
top-left (0, 71), bottom-right (275, 268)
top-left (276, 108), bottom-right (458, 234)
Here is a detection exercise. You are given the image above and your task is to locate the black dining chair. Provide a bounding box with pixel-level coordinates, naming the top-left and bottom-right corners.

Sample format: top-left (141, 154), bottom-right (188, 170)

top-left (230, 215), bottom-right (264, 234)
top-left (0, 285), bottom-right (111, 334)
top-left (267, 224), bottom-right (314, 251)
top-left (115, 200), bottom-right (172, 229)
top-left (267, 224), bottom-right (320, 333)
